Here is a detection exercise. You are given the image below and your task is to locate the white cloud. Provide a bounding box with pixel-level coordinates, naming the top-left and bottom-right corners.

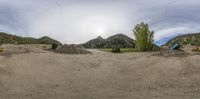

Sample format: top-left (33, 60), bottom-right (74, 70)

top-left (0, 0), bottom-right (200, 44)
top-left (27, 1), bottom-right (135, 43)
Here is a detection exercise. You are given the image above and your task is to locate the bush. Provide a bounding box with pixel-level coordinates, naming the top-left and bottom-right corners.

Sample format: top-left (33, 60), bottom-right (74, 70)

top-left (52, 43), bottom-right (58, 50)
top-left (112, 46), bottom-right (121, 53)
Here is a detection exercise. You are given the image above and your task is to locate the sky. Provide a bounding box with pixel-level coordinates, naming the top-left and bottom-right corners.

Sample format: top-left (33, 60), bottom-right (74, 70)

top-left (0, 0), bottom-right (200, 45)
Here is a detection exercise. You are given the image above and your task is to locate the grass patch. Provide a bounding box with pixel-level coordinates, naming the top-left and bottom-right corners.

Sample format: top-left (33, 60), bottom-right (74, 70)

top-left (99, 48), bottom-right (137, 53)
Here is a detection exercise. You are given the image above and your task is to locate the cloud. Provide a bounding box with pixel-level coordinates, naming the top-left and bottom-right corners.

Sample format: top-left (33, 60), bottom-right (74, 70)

top-left (0, 0), bottom-right (200, 45)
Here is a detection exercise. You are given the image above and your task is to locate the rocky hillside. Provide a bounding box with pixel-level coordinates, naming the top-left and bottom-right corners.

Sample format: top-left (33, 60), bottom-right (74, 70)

top-left (38, 36), bottom-right (62, 45)
top-left (165, 33), bottom-right (200, 46)
top-left (82, 34), bottom-right (135, 48)
top-left (0, 32), bottom-right (62, 45)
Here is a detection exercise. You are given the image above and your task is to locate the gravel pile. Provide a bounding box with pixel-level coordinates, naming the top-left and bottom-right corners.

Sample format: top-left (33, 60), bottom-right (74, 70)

top-left (55, 44), bottom-right (90, 54)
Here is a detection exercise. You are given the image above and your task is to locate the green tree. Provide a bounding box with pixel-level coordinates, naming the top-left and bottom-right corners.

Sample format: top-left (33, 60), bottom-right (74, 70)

top-left (133, 22), bottom-right (154, 51)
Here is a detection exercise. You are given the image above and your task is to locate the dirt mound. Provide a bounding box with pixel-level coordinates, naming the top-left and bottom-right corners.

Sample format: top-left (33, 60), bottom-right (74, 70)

top-left (55, 44), bottom-right (90, 54)
top-left (152, 50), bottom-right (189, 57)
top-left (0, 44), bottom-right (47, 55)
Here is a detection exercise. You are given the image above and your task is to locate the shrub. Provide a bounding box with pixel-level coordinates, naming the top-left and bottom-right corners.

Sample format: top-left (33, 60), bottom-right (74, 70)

top-left (112, 46), bottom-right (121, 53)
top-left (52, 43), bottom-right (58, 50)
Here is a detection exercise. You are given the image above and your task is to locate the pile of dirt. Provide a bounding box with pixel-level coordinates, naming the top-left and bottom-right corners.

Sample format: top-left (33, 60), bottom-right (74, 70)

top-left (152, 50), bottom-right (189, 57)
top-left (55, 44), bottom-right (90, 54)
top-left (0, 44), bottom-right (47, 55)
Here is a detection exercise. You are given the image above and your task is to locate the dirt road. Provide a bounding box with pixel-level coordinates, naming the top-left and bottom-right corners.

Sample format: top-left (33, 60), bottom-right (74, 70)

top-left (0, 50), bottom-right (200, 99)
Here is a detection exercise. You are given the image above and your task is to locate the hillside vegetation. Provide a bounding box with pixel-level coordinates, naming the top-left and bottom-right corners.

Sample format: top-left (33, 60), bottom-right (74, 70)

top-left (165, 33), bottom-right (200, 46)
top-left (0, 32), bottom-right (62, 45)
top-left (82, 34), bottom-right (135, 48)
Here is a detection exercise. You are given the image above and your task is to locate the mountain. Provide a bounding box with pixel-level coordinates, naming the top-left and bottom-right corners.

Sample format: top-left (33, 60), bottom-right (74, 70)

top-left (0, 32), bottom-right (62, 45)
top-left (82, 36), bottom-right (106, 48)
top-left (105, 34), bottom-right (135, 48)
top-left (165, 33), bottom-right (200, 46)
top-left (82, 34), bottom-right (135, 48)
top-left (38, 36), bottom-right (62, 45)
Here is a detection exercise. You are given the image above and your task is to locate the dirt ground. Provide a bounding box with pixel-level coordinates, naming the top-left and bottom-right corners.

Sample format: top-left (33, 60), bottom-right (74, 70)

top-left (0, 49), bottom-right (200, 99)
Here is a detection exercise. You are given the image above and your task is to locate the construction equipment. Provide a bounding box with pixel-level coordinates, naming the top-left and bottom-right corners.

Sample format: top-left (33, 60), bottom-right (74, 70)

top-left (170, 44), bottom-right (180, 50)
top-left (0, 48), bottom-right (3, 53)
top-left (192, 47), bottom-right (200, 52)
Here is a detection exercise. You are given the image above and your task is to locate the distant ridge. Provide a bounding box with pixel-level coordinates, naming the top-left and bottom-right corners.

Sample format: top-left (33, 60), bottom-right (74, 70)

top-left (82, 34), bottom-right (135, 48)
top-left (165, 33), bottom-right (200, 46)
top-left (0, 32), bottom-right (62, 45)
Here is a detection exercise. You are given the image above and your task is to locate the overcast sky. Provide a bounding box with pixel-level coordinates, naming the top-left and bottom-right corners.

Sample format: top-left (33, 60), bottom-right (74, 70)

top-left (0, 0), bottom-right (200, 45)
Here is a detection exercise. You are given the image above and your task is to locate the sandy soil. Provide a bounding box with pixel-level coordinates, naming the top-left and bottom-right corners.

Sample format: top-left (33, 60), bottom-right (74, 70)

top-left (0, 49), bottom-right (200, 99)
